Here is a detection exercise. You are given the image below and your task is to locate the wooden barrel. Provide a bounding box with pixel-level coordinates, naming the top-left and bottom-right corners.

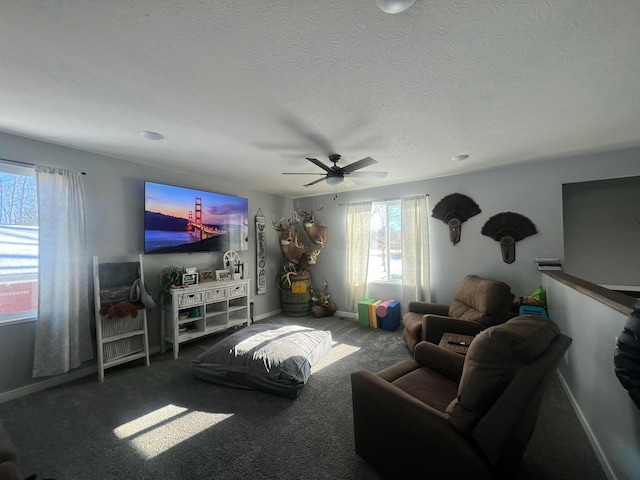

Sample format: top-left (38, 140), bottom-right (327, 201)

top-left (279, 271), bottom-right (312, 317)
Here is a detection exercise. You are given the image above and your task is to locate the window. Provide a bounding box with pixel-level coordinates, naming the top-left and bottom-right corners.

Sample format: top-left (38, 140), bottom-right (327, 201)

top-left (0, 162), bottom-right (38, 323)
top-left (367, 201), bottom-right (401, 283)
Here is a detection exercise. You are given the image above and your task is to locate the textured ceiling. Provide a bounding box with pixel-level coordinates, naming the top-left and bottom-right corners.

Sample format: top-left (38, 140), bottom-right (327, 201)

top-left (1, 1), bottom-right (639, 198)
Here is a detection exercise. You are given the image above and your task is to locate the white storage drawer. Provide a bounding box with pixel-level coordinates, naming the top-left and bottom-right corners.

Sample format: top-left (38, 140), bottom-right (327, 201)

top-left (228, 283), bottom-right (247, 298)
top-left (205, 287), bottom-right (227, 302)
top-left (162, 279), bottom-right (251, 359)
top-left (178, 291), bottom-right (204, 307)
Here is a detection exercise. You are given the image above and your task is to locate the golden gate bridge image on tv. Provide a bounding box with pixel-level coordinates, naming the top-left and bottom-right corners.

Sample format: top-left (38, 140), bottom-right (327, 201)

top-left (186, 197), bottom-right (227, 240)
top-left (144, 180), bottom-right (249, 254)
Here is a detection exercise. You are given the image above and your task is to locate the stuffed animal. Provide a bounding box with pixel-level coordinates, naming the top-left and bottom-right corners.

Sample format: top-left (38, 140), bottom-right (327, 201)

top-left (106, 301), bottom-right (139, 320)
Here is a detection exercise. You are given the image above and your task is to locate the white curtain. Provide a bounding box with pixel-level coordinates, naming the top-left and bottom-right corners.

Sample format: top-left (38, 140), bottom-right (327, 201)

top-left (32, 166), bottom-right (93, 377)
top-left (401, 195), bottom-right (430, 313)
top-left (345, 201), bottom-right (372, 311)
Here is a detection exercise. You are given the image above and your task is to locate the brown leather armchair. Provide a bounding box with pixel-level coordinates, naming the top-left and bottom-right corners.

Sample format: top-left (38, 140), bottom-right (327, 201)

top-left (403, 274), bottom-right (514, 352)
top-left (0, 421), bottom-right (23, 480)
top-left (351, 315), bottom-right (572, 480)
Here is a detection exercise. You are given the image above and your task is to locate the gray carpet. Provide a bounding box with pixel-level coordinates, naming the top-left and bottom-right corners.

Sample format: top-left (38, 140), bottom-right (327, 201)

top-left (0, 315), bottom-right (607, 480)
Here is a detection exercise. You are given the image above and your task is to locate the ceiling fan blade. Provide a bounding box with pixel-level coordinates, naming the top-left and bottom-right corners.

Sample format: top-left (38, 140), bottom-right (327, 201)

top-left (282, 172), bottom-right (326, 175)
top-left (280, 152), bottom-right (315, 158)
top-left (281, 116), bottom-right (335, 155)
top-left (304, 177), bottom-right (328, 187)
top-left (348, 171), bottom-right (388, 178)
top-left (306, 157), bottom-right (332, 172)
top-left (343, 177), bottom-right (357, 187)
top-left (253, 142), bottom-right (306, 151)
top-left (341, 156), bottom-right (377, 173)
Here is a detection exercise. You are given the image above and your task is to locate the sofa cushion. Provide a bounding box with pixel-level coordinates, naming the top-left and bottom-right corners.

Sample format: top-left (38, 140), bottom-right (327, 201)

top-left (448, 275), bottom-right (512, 327)
top-left (393, 368), bottom-right (459, 413)
top-left (446, 315), bottom-right (560, 432)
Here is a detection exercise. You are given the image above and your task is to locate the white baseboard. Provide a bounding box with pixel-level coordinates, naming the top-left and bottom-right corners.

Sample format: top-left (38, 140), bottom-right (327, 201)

top-left (0, 365), bottom-right (97, 404)
top-left (555, 370), bottom-right (617, 480)
top-left (254, 309), bottom-right (282, 322)
top-left (0, 345), bottom-right (162, 405)
top-left (253, 309), bottom-right (357, 321)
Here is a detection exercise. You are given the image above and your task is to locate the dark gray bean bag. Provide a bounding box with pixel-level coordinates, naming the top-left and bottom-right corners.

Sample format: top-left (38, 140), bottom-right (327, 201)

top-left (192, 323), bottom-right (332, 398)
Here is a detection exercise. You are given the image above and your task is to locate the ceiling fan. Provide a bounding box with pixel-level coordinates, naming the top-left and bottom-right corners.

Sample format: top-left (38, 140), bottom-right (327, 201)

top-left (282, 154), bottom-right (388, 187)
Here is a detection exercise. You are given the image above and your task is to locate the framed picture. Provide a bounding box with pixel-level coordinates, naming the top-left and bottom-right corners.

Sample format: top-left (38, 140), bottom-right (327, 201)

top-left (231, 262), bottom-right (243, 280)
top-left (216, 270), bottom-right (231, 282)
top-left (182, 273), bottom-right (198, 286)
top-left (199, 269), bottom-right (215, 283)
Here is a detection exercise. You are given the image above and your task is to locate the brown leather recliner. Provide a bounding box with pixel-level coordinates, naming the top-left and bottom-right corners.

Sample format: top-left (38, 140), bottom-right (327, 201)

top-left (0, 421), bottom-right (23, 480)
top-left (402, 274), bottom-right (514, 352)
top-left (351, 315), bottom-right (572, 480)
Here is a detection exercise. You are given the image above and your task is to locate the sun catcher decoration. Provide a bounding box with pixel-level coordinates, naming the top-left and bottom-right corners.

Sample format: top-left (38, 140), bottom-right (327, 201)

top-left (431, 193), bottom-right (481, 245)
top-left (481, 212), bottom-right (537, 264)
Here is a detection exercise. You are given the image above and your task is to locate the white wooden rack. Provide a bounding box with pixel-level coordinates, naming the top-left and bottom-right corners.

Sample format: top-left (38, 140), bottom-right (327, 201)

top-left (92, 254), bottom-right (150, 381)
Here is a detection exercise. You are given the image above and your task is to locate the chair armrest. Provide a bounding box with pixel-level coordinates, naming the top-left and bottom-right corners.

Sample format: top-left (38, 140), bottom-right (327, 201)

top-left (414, 341), bottom-right (464, 382)
top-left (422, 315), bottom-right (486, 344)
top-left (350, 370), bottom-right (491, 479)
top-left (408, 301), bottom-right (449, 316)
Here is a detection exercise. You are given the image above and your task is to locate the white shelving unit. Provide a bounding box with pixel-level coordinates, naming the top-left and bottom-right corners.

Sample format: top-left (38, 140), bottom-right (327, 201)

top-left (93, 254), bottom-right (151, 381)
top-left (161, 279), bottom-right (251, 359)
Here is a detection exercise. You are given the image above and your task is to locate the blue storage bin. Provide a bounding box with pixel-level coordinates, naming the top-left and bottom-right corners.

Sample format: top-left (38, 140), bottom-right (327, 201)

top-left (519, 305), bottom-right (548, 317)
top-left (381, 301), bottom-right (401, 331)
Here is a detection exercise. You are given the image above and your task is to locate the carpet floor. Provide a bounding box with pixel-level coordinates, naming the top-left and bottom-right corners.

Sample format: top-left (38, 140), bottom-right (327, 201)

top-left (0, 315), bottom-right (607, 480)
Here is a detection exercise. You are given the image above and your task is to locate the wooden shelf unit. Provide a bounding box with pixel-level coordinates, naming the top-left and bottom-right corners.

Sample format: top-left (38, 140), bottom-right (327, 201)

top-left (161, 279), bottom-right (251, 359)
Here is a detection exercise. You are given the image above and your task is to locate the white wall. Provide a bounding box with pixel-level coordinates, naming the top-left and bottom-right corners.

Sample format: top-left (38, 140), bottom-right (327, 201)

top-left (297, 148), bottom-right (640, 310)
top-left (543, 274), bottom-right (640, 480)
top-left (0, 131), bottom-right (289, 395)
top-left (2, 132), bottom-right (639, 477)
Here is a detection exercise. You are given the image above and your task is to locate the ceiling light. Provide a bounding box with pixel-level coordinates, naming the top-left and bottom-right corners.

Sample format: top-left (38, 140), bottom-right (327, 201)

top-left (377, 0), bottom-right (417, 14)
top-left (452, 154), bottom-right (469, 162)
top-left (139, 131), bottom-right (164, 141)
top-left (326, 175), bottom-right (344, 186)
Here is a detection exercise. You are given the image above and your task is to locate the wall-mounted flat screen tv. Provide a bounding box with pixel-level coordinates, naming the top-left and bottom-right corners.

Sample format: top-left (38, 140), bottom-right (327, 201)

top-left (144, 181), bottom-right (249, 254)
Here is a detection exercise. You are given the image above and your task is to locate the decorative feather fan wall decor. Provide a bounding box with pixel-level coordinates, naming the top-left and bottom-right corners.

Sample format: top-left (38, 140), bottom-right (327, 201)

top-left (481, 212), bottom-right (537, 264)
top-left (431, 193), bottom-right (481, 245)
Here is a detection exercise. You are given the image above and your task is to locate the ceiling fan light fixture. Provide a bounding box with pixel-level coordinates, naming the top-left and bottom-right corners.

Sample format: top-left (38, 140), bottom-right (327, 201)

top-left (326, 175), bottom-right (344, 186)
top-left (377, 0), bottom-right (417, 14)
